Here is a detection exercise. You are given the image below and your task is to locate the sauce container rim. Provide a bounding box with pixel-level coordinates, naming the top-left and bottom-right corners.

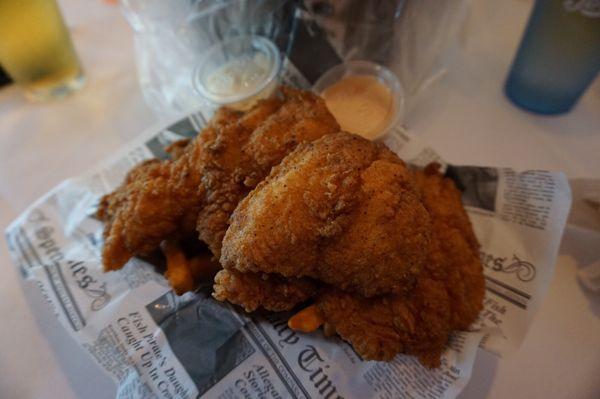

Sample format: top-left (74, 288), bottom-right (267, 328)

top-left (192, 35), bottom-right (281, 105)
top-left (313, 60), bottom-right (404, 140)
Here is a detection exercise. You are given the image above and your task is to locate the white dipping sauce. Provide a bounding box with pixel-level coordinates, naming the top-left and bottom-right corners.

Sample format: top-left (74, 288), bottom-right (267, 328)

top-left (204, 52), bottom-right (270, 99)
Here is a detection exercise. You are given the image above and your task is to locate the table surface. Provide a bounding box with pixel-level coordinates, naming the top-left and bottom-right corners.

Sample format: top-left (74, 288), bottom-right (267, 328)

top-left (1, 1), bottom-right (599, 398)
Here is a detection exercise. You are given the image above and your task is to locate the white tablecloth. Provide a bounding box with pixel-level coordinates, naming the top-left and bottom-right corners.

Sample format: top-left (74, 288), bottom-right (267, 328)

top-left (0, 1), bottom-right (598, 398)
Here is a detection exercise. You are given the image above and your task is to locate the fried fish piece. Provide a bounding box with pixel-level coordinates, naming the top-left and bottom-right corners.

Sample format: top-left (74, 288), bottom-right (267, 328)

top-left (99, 87), bottom-right (339, 272)
top-left (317, 278), bottom-right (451, 366)
top-left (315, 164), bottom-right (485, 367)
top-left (213, 269), bottom-right (318, 312)
top-left (216, 155), bottom-right (483, 367)
top-left (413, 163), bottom-right (484, 329)
top-left (220, 131), bottom-right (432, 298)
top-left (98, 107), bottom-right (242, 271)
top-left (196, 87), bottom-right (341, 258)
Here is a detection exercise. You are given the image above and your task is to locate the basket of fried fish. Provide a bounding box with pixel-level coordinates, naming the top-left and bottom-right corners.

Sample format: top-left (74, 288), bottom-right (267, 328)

top-left (97, 86), bottom-right (484, 368)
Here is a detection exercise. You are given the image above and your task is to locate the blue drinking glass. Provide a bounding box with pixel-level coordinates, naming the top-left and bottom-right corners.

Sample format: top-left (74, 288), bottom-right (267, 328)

top-left (505, 0), bottom-right (600, 115)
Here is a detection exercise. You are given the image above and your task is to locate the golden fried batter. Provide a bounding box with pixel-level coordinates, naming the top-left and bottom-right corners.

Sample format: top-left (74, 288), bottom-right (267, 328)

top-left (316, 165), bottom-right (485, 367)
top-left (215, 155), bottom-right (483, 367)
top-left (98, 107), bottom-right (241, 270)
top-left (98, 87), bottom-right (339, 271)
top-left (318, 278), bottom-right (451, 366)
top-left (213, 269), bottom-right (318, 312)
top-left (220, 132), bottom-right (432, 297)
top-left (414, 164), bottom-right (485, 329)
top-left (196, 87), bottom-right (341, 258)
top-left (100, 86), bottom-right (485, 368)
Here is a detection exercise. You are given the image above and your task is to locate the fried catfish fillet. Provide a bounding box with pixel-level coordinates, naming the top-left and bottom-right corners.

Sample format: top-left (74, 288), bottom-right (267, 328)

top-left (316, 164), bottom-right (485, 367)
top-left (196, 87), bottom-right (341, 258)
top-left (98, 87), bottom-right (339, 271)
top-left (213, 269), bottom-right (319, 312)
top-left (215, 153), bottom-right (484, 367)
top-left (219, 131), bottom-right (432, 298)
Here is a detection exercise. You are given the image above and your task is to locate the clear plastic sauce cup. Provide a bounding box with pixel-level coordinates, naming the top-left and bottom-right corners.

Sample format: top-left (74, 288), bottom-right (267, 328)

top-left (313, 60), bottom-right (404, 141)
top-left (193, 35), bottom-right (281, 111)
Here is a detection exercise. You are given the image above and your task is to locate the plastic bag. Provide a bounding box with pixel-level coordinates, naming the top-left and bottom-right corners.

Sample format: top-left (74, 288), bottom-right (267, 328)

top-left (304, 0), bottom-right (470, 115)
top-left (120, 0), bottom-right (297, 117)
top-left (122, 0), bottom-right (469, 118)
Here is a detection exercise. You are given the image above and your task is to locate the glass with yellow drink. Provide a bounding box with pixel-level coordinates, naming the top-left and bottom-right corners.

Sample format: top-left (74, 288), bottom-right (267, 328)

top-left (0, 0), bottom-right (85, 101)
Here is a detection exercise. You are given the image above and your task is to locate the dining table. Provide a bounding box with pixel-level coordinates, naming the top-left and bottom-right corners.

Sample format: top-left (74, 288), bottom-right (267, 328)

top-left (0, 0), bottom-right (599, 398)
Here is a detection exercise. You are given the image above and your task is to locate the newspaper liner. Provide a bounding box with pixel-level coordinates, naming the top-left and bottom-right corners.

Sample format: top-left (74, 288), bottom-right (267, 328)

top-left (5, 83), bottom-right (571, 399)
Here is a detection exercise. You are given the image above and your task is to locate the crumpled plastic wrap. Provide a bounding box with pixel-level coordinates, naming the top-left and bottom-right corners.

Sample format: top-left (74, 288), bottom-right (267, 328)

top-left (121, 0), bottom-right (470, 118)
top-left (120, 0), bottom-right (297, 116)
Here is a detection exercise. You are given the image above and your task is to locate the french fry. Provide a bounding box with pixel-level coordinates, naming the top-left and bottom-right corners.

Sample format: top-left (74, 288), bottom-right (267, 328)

top-left (160, 240), bottom-right (195, 295)
top-left (288, 304), bottom-right (324, 333)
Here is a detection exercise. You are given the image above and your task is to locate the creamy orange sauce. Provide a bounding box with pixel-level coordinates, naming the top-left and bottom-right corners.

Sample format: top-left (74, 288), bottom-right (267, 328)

top-left (322, 75), bottom-right (394, 140)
